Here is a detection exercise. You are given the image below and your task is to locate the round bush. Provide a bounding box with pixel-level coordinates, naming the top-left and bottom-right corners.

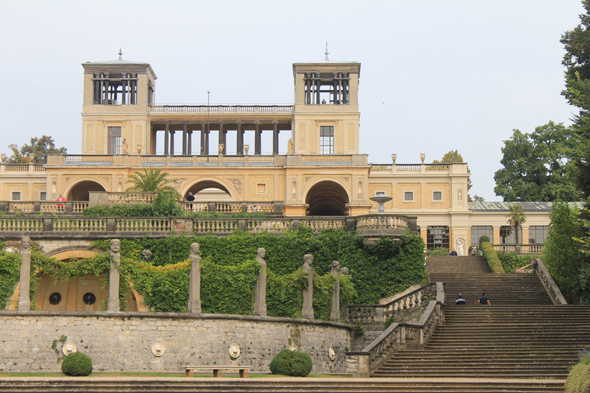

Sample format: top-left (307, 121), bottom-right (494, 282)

top-left (61, 352), bottom-right (93, 376)
top-left (269, 349), bottom-right (312, 377)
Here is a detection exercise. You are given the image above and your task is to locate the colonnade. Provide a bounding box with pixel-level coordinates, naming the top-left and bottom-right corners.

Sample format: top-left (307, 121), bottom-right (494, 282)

top-left (156, 121), bottom-right (288, 156)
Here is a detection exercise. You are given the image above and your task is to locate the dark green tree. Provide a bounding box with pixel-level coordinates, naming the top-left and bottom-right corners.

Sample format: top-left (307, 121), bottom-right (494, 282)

top-left (6, 135), bottom-right (67, 164)
top-left (562, 0), bottom-right (590, 197)
top-left (493, 122), bottom-right (581, 201)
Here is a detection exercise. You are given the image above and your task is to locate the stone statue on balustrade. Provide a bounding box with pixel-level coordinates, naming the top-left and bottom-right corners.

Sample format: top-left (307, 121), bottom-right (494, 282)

top-left (108, 239), bottom-right (121, 312)
top-left (301, 254), bottom-right (314, 320)
top-left (330, 260), bottom-right (341, 322)
top-left (18, 236), bottom-right (31, 311)
top-left (254, 248), bottom-right (267, 317)
top-left (187, 243), bottom-right (202, 314)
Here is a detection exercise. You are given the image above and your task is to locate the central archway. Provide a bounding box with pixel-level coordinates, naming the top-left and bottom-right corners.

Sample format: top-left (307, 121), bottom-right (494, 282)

top-left (67, 180), bottom-right (106, 201)
top-left (305, 180), bottom-right (349, 216)
top-left (185, 180), bottom-right (233, 201)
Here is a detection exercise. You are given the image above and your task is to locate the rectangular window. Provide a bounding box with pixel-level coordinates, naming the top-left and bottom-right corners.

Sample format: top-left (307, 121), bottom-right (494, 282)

top-left (376, 191), bottom-right (385, 195)
top-left (320, 126), bottom-right (334, 154)
top-left (432, 191), bottom-right (442, 201)
top-left (108, 126), bottom-right (122, 155)
top-left (500, 226), bottom-right (523, 244)
top-left (427, 226), bottom-right (450, 250)
top-left (39, 191), bottom-right (47, 201)
top-left (11, 192), bottom-right (21, 201)
top-left (529, 226), bottom-right (549, 244)
top-left (404, 191), bottom-right (414, 201)
top-left (471, 226), bottom-right (493, 246)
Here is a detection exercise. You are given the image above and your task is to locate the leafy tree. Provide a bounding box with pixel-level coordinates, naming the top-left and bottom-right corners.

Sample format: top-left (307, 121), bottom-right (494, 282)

top-left (506, 204), bottom-right (527, 252)
top-left (472, 195), bottom-right (485, 202)
top-left (6, 135), bottom-right (67, 164)
top-left (543, 201), bottom-right (585, 303)
top-left (433, 150), bottom-right (476, 201)
top-left (493, 122), bottom-right (581, 201)
top-left (125, 168), bottom-right (179, 197)
top-left (562, 1), bottom-right (590, 197)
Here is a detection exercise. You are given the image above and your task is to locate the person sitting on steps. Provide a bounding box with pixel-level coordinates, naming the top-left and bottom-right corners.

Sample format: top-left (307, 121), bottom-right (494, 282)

top-left (455, 293), bottom-right (466, 305)
top-left (478, 292), bottom-right (491, 305)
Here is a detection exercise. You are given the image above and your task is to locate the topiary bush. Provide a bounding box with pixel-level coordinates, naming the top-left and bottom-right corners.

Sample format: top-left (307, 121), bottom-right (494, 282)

top-left (269, 349), bottom-right (313, 377)
top-left (481, 242), bottom-right (505, 273)
top-left (61, 352), bottom-right (93, 376)
top-left (565, 363), bottom-right (590, 393)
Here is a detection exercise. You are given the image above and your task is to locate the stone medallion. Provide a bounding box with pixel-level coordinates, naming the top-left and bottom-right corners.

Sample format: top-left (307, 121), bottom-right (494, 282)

top-left (151, 343), bottom-right (165, 357)
top-left (62, 342), bottom-right (77, 356)
top-left (229, 344), bottom-right (241, 358)
top-left (328, 347), bottom-right (336, 361)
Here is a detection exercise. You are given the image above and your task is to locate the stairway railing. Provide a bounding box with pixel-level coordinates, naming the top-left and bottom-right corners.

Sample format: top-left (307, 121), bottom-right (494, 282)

top-left (347, 282), bottom-right (436, 325)
top-left (533, 258), bottom-right (567, 305)
top-left (346, 282), bottom-right (445, 377)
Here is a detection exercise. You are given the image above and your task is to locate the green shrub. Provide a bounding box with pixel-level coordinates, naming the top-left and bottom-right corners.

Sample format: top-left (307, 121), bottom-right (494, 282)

top-left (353, 322), bottom-right (365, 337)
top-left (496, 251), bottom-right (538, 273)
top-left (565, 363), bottom-right (590, 393)
top-left (478, 235), bottom-right (490, 252)
top-left (427, 248), bottom-right (449, 256)
top-left (61, 352), bottom-right (93, 376)
top-left (481, 242), bottom-right (505, 273)
top-left (269, 349), bottom-right (313, 377)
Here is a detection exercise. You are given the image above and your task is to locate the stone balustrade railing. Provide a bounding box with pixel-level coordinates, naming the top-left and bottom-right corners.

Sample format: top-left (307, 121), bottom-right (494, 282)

top-left (0, 201), bottom-right (88, 214)
top-left (149, 104), bottom-right (294, 113)
top-left (492, 244), bottom-right (544, 254)
top-left (346, 282), bottom-right (445, 377)
top-left (108, 192), bottom-right (155, 204)
top-left (347, 282), bottom-right (436, 325)
top-left (533, 258), bottom-right (567, 305)
top-left (0, 214), bottom-right (416, 239)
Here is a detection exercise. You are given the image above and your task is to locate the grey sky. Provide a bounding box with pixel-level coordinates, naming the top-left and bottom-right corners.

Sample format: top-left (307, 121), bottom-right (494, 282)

top-left (0, 0), bottom-right (584, 201)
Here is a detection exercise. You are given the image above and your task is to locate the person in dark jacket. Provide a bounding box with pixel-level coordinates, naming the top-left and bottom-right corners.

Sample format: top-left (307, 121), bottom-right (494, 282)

top-left (478, 292), bottom-right (491, 305)
top-left (455, 293), bottom-right (466, 305)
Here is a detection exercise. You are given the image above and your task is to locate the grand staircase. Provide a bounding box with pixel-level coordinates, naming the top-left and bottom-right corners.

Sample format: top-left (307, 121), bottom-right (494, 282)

top-left (371, 255), bottom-right (590, 390)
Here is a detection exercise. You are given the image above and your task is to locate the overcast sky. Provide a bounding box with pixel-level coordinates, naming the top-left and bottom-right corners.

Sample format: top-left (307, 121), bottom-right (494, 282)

top-left (0, 0), bottom-right (584, 201)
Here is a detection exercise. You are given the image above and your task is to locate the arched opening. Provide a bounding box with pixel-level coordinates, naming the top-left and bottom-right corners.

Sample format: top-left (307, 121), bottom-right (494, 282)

top-left (305, 181), bottom-right (349, 216)
top-left (67, 181), bottom-right (106, 201)
top-left (185, 180), bottom-right (233, 202)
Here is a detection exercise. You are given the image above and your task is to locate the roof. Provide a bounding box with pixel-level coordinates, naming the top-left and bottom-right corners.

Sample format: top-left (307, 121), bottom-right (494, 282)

top-left (468, 201), bottom-right (585, 212)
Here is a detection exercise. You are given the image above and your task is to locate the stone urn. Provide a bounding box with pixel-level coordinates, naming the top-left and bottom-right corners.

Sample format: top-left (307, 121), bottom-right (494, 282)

top-left (391, 153), bottom-right (397, 163)
top-left (420, 153), bottom-right (425, 163)
top-left (244, 144), bottom-right (249, 155)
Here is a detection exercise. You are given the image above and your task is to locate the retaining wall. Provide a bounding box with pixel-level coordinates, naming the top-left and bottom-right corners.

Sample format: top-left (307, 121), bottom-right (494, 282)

top-left (0, 311), bottom-right (351, 374)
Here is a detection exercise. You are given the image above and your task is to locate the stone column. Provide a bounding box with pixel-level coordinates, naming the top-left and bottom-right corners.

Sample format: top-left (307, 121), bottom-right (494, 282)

top-left (170, 131), bottom-right (175, 156)
top-left (18, 236), bottom-right (31, 311)
top-left (187, 131), bottom-right (193, 155)
top-left (301, 254), bottom-right (314, 320)
top-left (273, 121), bottom-right (279, 155)
top-left (330, 261), bottom-right (340, 322)
top-left (182, 122), bottom-right (188, 155)
top-left (164, 122), bottom-right (170, 156)
top-left (236, 122), bottom-right (243, 155)
top-left (218, 122), bottom-right (226, 155)
top-left (255, 122), bottom-right (261, 155)
top-left (108, 239), bottom-right (121, 312)
top-left (187, 243), bottom-right (202, 313)
top-left (200, 122), bottom-right (207, 155)
top-left (253, 248), bottom-right (267, 317)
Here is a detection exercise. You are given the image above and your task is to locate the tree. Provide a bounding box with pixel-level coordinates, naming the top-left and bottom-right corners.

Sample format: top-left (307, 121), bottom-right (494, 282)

top-left (506, 204), bottom-right (527, 253)
top-left (433, 150), bottom-right (476, 201)
top-left (493, 122), bottom-right (581, 201)
top-left (6, 135), bottom-right (67, 164)
top-left (561, 1), bottom-right (590, 197)
top-left (125, 168), bottom-right (179, 197)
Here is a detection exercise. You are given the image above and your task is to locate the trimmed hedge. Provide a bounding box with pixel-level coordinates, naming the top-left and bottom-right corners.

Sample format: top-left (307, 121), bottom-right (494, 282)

top-left (61, 352), bottom-right (93, 376)
top-left (496, 251), bottom-right (538, 273)
top-left (481, 242), bottom-right (505, 273)
top-left (565, 363), bottom-right (590, 393)
top-left (269, 350), bottom-right (313, 377)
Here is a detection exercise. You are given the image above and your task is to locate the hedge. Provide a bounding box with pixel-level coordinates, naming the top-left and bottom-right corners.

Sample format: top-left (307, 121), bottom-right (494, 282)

top-left (481, 242), bottom-right (505, 273)
top-left (565, 363), bottom-right (590, 393)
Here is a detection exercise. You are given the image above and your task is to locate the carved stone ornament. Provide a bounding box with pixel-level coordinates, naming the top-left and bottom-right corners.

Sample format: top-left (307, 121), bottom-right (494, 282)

top-left (305, 176), bottom-right (313, 184)
top-left (342, 176), bottom-right (350, 184)
top-left (290, 346), bottom-right (298, 352)
top-left (244, 144), bottom-right (250, 155)
top-left (229, 344), bottom-right (241, 358)
top-left (63, 342), bottom-right (77, 356)
top-left (225, 177), bottom-right (242, 195)
top-left (391, 153), bottom-right (397, 163)
top-left (136, 144), bottom-right (142, 154)
top-left (328, 347), bottom-right (336, 361)
top-left (420, 153), bottom-right (425, 163)
top-left (340, 267), bottom-right (350, 275)
top-left (1, 153), bottom-right (5, 163)
top-left (152, 342), bottom-right (166, 357)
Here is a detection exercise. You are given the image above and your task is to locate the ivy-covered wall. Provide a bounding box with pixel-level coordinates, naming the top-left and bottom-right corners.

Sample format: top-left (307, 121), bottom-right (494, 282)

top-left (1, 228), bottom-right (427, 316)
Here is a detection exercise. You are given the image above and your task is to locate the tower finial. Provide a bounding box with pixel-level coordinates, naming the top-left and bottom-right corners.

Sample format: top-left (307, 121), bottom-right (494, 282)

top-left (324, 42), bottom-right (329, 61)
top-left (118, 48), bottom-right (123, 60)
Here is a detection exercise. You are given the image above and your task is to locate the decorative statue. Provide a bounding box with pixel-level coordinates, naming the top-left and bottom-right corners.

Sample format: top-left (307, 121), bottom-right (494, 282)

top-left (18, 236), bottom-right (32, 311)
top-left (218, 144), bottom-right (224, 155)
top-left (142, 249), bottom-right (152, 261)
top-left (254, 248), bottom-right (267, 316)
top-left (1, 153), bottom-right (5, 163)
top-left (136, 144), bottom-right (142, 154)
top-left (244, 144), bottom-right (250, 155)
top-left (420, 153), bottom-right (425, 163)
top-left (301, 254), bottom-right (314, 320)
top-left (330, 261), bottom-right (341, 322)
top-left (287, 138), bottom-right (294, 154)
top-left (391, 153), bottom-right (397, 163)
top-left (187, 243), bottom-right (202, 313)
top-left (108, 239), bottom-right (121, 312)
top-left (122, 138), bottom-right (129, 154)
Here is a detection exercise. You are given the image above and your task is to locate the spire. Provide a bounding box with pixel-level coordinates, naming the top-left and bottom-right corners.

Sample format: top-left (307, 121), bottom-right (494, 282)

top-left (324, 42), bottom-right (329, 61)
top-left (118, 48), bottom-right (123, 60)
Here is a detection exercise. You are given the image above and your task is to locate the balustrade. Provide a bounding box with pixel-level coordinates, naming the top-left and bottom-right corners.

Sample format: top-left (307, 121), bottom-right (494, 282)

top-left (300, 218), bottom-right (345, 233)
top-left (53, 218), bottom-right (107, 232)
top-left (149, 105), bottom-right (294, 113)
top-left (0, 218), bottom-right (43, 232)
top-left (492, 244), bottom-right (544, 254)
